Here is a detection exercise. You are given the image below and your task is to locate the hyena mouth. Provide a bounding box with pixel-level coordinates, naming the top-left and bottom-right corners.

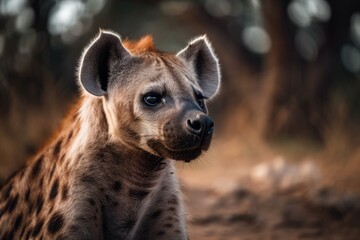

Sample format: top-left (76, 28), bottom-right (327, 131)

top-left (200, 134), bottom-right (213, 151)
top-left (147, 139), bottom-right (204, 162)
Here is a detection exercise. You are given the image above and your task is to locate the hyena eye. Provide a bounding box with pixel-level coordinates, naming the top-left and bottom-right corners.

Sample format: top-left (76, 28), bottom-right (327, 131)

top-left (197, 98), bottom-right (205, 109)
top-left (196, 93), bottom-right (206, 109)
top-left (143, 92), bottom-right (162, 106)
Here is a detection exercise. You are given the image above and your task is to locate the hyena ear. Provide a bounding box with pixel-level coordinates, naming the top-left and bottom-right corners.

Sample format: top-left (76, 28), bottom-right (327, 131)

top-left (177, 36), bottom-right (221, 98)
top-left (79, 30), bottom-right (131, 96)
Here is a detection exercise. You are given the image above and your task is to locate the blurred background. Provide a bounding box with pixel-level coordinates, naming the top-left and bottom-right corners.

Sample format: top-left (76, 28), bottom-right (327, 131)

top-left (1, 0), bottom-right (360, 239)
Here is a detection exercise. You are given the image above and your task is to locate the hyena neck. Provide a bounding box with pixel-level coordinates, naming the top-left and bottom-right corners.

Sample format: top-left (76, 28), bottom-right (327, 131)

top-left (62, 96), bottom-right (169, 179)
top-left (74, 97), bottom-right (109, 149)
top-left (74, 97), bottom-right (139, 152)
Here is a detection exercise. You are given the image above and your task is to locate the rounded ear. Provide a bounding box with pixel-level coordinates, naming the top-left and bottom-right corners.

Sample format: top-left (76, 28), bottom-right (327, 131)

top-left (79, 30), bottom-right (131, 96)
top-left (177, 36), bottom-right (221, 99)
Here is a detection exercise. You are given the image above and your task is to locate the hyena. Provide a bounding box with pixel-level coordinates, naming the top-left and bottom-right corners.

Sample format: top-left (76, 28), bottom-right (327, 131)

top-left (0, 30), bottom-right (221, 239)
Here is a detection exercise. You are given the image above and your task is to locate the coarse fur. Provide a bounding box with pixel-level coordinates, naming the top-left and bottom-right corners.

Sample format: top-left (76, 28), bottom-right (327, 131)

top-left (0, 30), bottom-right (221, 239)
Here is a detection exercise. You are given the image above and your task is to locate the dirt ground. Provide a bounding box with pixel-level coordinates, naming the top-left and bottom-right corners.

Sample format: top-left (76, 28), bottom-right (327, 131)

top-left (177, 138), bottom-right (360, 240)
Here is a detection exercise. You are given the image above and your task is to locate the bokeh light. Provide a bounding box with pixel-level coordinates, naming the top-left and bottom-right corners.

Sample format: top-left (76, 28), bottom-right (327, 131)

top-left (84, 0), bottom-right (106, 16)
top-left (0, 0), bottom-right (26, 16)
top-left (14, 7), bottom-right (34, 33)
top-left (351, 13), bottom-right (360, 47)
top-left (307, 0), bottom-right (331, 21)
top-left (295, 30), bottom-right (318, 61)
top-left (288, 0), bottom-right (331, 27)
top-left (341, 44), bottom-right (360, 73)
top-left (242, 25), bottom-right (271, 54)
top-left (288, 0), bottom-right (312, 27)
top-left (205, 0), bottom-right (231, 17)
top-left (48, 0), bottom-right (85, 35)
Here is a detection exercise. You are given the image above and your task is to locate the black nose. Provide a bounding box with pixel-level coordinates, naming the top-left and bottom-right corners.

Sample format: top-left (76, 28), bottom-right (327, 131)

top-left (186, 114), bottom-right (214, 137)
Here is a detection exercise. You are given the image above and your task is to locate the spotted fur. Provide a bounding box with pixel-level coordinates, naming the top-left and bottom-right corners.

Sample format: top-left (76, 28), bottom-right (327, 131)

top-left (0, 30), bottom-right (221, 239)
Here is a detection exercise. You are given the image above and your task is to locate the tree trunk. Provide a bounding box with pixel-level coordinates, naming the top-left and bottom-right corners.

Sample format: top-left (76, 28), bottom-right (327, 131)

top-left (258, 0), bottom-right (331, 142)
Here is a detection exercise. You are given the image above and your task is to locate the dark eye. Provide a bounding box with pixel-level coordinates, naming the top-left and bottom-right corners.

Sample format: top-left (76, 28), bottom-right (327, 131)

top-left (196, 94), bottom-right (206, 109)
top-left (143, 92), bottom-right (162, 106)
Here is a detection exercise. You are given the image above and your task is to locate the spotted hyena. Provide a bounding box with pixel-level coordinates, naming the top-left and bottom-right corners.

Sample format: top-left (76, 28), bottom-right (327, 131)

top-left (0, 30), bottom-right (221, 239)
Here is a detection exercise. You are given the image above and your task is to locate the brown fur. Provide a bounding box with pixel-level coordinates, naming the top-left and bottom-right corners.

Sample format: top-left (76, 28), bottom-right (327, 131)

top-left (123, 35), bottom-right (157, 55)
top-left (0, 30), bottom-right (221, 240)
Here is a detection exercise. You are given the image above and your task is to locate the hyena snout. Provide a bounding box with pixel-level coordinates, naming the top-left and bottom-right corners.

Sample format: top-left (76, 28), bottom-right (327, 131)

top-left (186, 113), bottom-right (214, 139)
top-left (186, 113), bottom-right (214, 151)
top-left (157, 112), bottom-right (214, 161)
top-left (162, 111), bottom-right (214, 149)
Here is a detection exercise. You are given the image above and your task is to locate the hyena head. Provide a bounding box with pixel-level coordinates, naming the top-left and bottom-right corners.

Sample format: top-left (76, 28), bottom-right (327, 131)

top-left (79, 30), bottom-right (220, 161)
